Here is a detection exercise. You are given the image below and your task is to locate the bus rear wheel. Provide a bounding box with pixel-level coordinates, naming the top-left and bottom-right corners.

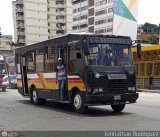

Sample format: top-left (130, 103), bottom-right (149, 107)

top-left (111, 104), bottom-right (125, 112)
top-left (31, 88), bottom-right (46, 105)
top-left (73, 92), bottom-right (88, 114)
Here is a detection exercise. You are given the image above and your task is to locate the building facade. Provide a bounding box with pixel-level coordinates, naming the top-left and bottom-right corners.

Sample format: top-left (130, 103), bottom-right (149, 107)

top-left (72, 0), bottom-right (138, 40)
top-left (12, 0), bottom-right (73, 46)
top-left (0, 27), bottom-right (13, 57)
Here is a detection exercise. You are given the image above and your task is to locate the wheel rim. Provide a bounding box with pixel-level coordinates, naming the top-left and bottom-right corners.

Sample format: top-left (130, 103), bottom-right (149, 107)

top-left (33, 90), bottom-right (37, 102)
top-left (74, 94), bottom-right (82, 110)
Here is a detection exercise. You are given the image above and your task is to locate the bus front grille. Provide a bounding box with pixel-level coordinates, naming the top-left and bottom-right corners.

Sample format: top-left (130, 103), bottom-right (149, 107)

top-left (108, 80), bottom-right (126, 94)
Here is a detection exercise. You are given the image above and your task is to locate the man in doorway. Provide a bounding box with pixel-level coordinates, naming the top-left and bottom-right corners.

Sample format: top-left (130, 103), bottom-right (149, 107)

top-left (56, 58), bottom-right (67, 101)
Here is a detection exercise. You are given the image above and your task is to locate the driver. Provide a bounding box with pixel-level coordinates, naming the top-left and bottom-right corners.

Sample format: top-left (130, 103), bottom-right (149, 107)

top-left (103, 46), bottom-right (114, 66)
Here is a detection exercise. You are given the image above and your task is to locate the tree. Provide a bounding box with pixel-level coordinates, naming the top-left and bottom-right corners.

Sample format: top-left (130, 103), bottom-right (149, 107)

top-left (141, 35), bottom-right (157, 44)
top-left (142, 22), bottom-right (158, 33)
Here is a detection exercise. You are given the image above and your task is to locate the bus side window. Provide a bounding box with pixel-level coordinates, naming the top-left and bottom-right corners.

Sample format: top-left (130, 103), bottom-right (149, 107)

top-left (45, 46), bottom-right (55, 72)
top-left (27, 51), bottom-right (35, 73)
top-left (59, 48), bottom-right (67, 63)
top-left (69, 48), bottom-right (83, 73)
top-left (36, 48), bottom-right (44, 72)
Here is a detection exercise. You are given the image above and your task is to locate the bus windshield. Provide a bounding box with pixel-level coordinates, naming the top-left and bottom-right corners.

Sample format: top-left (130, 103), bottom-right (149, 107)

top-left (87, 44), bottom-right (133, 66)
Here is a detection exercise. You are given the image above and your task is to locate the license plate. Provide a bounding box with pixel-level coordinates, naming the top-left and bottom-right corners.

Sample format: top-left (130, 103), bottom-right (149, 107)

top-left (113, 102), bottom-right (120, 105)
top-left (114, 95), bottom-right (121, 100)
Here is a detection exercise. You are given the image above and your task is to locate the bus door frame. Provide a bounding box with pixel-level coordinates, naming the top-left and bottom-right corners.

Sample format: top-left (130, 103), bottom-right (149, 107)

top-left (20, 54), bottom-right (29, 96)
top-left (57, 46), bottom-right (69, 101)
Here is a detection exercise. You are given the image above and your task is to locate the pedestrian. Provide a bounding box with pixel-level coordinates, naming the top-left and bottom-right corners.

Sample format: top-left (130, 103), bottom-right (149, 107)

top-left (149, 75), bottom-right (153, 89)
top-left (56, 58), bottom-right (67, 101)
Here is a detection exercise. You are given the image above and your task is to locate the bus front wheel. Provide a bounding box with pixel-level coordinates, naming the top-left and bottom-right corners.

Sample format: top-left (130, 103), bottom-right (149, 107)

top-left (111, 104), bottom-right (125, 112)
top-left (73, 92), bottom-right (88, 114)
top-left (31, 88), bottom-right (46, 105)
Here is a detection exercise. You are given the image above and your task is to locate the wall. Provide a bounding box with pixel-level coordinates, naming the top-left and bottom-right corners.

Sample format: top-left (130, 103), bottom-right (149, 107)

top-left (24, 0), bottom-right (48, 45)
top-left (113, 0), bottom-right (138, 40)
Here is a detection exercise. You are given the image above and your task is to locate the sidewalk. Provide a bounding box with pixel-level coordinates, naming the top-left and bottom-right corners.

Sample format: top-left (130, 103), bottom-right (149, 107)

top-left (138, 89), bottom-right (160, 93)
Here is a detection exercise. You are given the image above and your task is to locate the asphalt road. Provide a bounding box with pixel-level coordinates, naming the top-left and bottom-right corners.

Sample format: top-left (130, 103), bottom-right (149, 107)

top-left (0, 89), bottom-right (160, 131)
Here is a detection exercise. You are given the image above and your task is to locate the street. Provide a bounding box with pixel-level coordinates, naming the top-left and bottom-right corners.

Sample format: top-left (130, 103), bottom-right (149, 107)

top-left (0, 89), bottom-right (160, 131)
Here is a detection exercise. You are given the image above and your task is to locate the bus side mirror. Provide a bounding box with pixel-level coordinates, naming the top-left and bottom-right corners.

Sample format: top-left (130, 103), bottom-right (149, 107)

top-left (137, 42), bottom-right (142, 59)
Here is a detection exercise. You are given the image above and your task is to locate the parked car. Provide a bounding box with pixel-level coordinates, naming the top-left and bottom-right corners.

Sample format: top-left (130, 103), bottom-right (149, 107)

top-left (1, 75), bottom-right (9, 92)
top-left (9, 75), bottom-right (17, 89)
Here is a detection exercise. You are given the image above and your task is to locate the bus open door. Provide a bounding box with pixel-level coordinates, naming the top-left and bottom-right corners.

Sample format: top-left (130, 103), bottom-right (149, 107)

top-left (20, 54), bottom-right (29, 96)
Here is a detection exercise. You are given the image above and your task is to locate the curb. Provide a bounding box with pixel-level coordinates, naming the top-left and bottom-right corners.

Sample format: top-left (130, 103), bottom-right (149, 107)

top-left (137, 89), bottom-right (160, 93)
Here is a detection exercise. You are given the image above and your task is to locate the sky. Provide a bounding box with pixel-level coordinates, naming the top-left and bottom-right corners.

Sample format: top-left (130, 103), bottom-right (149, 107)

top-left (0, 0), bottom-right (160, 36)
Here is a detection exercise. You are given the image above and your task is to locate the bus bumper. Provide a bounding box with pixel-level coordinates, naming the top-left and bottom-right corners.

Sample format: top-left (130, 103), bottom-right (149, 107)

top-left (86, 93), bottom-right (139, 105)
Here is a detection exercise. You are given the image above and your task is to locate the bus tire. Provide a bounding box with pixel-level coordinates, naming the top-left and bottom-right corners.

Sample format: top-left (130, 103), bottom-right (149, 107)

top-left (31, 88), bottom-right (46, 105)
top-left (73, 92), bottom-right (88, 114)
top-left (111, 104), bottom-right (125, 112)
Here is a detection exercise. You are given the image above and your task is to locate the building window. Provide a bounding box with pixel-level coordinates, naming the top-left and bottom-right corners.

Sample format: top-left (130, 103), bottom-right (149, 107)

top-left (95, 28), bottom-right (106, 33)
top-left (95, 19), bottom-right (107, 25)
top-left (95, 9), bottom-right (107, 16)
top-left (107, 27), bottom-right (113, 32)
top-left (73, 14), bottom-right (87, 22)
top-left (95, 27), bottom-right (113, 34)
top-left (95, 17), bottom-right (113, 25)
top-left (95, 0), bottom-right (107, 7)
top-left (108, 17), bottom-right (113, 22)
top-left (72, 26), bottom-right (78, 30)
top-left (108, 7), bottom-right (113, 13)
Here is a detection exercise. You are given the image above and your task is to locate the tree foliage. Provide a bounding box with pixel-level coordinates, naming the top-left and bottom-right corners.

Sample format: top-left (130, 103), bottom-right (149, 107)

top-left (141, 35), bottom-right (157, 44)
top-left (142, 22), bottom-right (157, 33)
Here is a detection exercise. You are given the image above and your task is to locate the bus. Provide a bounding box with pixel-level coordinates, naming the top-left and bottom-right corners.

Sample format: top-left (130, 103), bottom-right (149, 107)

top-left (0, 55), bottom-right (8, 91)
top-left (15, 34), bottom-right (139, 113)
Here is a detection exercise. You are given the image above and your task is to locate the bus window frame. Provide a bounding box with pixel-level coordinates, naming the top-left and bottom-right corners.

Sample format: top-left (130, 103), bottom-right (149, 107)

top-left (27, 50), bottom-right (36, 73)
top-left (35, 48), bottom-right (45, 72)
top-left (44, 46), bottom-right (56, 72)
top-left (68, 44), bottom-right (85, 75)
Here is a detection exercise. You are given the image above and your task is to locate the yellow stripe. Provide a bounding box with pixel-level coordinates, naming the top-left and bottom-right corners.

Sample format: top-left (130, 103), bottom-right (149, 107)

top-left (128, 0), bottom-right (137, 10)
top-left (132, 45), bottom-right (160, 52)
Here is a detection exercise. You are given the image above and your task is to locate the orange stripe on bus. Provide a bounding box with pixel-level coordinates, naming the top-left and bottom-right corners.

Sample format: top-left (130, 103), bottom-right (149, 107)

top-left (37, 73), bottom-right (47, 88)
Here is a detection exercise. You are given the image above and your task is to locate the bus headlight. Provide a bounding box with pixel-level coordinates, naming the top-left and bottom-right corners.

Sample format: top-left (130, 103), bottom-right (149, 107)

top-left (128, 87), bottom-right (136, 91)
top-left (93, 88), bottom-right (103, 94)
top-left (95, 73), bottom-right (100, 78)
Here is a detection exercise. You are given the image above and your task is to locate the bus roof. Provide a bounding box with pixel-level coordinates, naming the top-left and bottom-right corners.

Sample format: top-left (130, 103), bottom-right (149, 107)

top-left (15, 33), bottom-right (131, 54)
